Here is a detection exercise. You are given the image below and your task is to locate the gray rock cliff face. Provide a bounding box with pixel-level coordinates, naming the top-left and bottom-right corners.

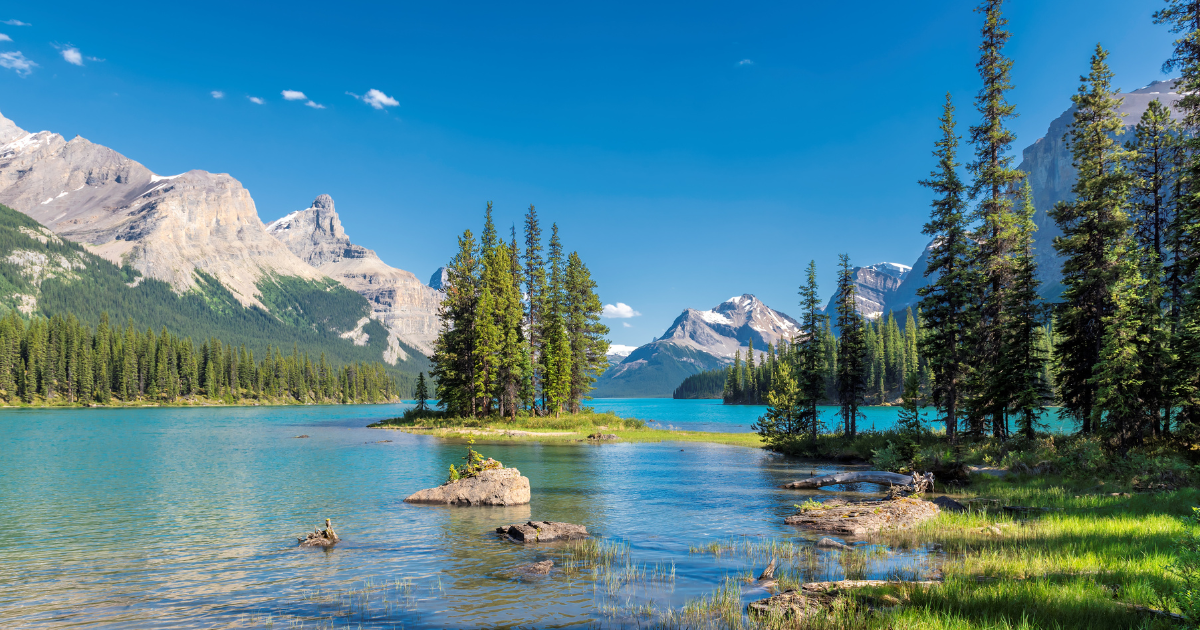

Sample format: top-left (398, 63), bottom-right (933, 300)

top-left (266, 196), bottom-right (442, 357)
top-left (0, 110), bottom-right (327, 310)
top-left (822, 262), bottom-right (911, 321)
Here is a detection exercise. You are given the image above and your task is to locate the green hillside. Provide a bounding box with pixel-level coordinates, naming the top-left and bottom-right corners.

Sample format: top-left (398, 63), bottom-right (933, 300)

top-left (0, 203), bottom-right (428, 388)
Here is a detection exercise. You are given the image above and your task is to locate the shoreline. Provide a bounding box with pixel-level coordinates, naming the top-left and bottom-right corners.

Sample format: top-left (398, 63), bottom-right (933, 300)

top-left (369, 423), bottom-right (766, 448)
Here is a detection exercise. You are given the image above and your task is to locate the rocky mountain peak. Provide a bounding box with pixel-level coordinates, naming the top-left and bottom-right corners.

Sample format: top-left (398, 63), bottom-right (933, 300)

top-left (266, 195), bottom-right (374, 267)
top-left (0, 110), bottom-right (27, 145)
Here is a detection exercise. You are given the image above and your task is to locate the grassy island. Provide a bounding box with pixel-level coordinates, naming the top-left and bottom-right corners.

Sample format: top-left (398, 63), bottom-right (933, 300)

top-left (367, 409), bottom-right (764, 448)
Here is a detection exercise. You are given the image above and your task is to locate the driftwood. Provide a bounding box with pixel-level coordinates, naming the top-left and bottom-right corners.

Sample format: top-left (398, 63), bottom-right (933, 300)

top-left (783, 471), bottom-right (935, 494)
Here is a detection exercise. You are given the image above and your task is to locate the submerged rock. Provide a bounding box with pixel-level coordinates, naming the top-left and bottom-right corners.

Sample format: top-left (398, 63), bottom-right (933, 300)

top-left (815, 537), bottom-right (852, 550)
top-left (516, 560), bottom-right (554, 575)
top-left (298, 518), bottom-right (339, 547)
top-left (747, 589), bottom-right (828, 620)
top-left (404, 468), bottom-right (531, 506)
top-left (497, 520), bottom-right (588, 543)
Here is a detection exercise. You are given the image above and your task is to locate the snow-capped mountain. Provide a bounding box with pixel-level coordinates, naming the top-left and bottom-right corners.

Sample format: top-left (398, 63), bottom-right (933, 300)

top-left (593, 294), bottom-right (799, 398)
top-left (822, 262), bottom-right (911, 320)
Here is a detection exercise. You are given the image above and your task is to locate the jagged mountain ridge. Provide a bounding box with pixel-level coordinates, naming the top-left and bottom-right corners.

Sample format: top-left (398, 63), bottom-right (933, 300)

top-left (821, 262), bottom-right (912, 320)
top-left (0, 111), bottom-right (326, 310)
top-left (266, 195), bottom-right (442, 357)
top-left (593, 294), bottom-right (799, 398)
top-left (0, 109), bottom-right (429, 372)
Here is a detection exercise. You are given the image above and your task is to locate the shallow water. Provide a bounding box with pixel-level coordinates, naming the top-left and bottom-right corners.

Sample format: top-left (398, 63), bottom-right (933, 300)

top-left (1, 404), bottom-right (944, 629)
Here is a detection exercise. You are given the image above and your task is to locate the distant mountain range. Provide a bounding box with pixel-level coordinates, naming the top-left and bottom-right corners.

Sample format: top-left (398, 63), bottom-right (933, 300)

top-left (0, 109), bottom-right (438, 376)
top-left (596, 79), bottom-right (1185, 398)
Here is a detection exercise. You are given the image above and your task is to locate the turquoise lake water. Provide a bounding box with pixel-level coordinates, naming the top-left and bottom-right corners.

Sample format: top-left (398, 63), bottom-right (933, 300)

top-left (0, 401), bottom-right (958, 628)
top-left (590, 398), bottom-right (1076, 434)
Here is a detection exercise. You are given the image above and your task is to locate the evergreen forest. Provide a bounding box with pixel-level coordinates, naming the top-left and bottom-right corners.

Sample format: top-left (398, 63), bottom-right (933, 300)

top-left (0, 311), bottom-right (400, 405)
top-left (430, 204), bottom-right (609, 417)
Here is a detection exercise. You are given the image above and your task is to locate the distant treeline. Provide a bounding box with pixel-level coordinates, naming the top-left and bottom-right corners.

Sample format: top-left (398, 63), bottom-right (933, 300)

top-left (0, 311), bottom-right (400, 405)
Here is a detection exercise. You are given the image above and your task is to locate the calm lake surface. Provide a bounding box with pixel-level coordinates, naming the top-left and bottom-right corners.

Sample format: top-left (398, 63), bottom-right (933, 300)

top-left (0, 401), bottom-right (971, 629)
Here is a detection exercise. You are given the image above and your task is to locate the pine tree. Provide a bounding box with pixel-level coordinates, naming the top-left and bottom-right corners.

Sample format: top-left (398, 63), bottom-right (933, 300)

top-left (523, 205), bottom-right (546, 410)
top-left (1093, 248), bottom-right (1148, 448)
top-left (1127, 99), bottom-right (1182, 435)
top-left (563, 252), bottom-right (609, 412)
top-left (796, 261), bottom-right (826, 438)
top-left (753, 348), bottom-right (801, 447)
top-left (1155, 0), bottom-right (1200, 436)
top-left (1002, 182), bottom-right (1050, 439)
top-left (540, 224), bottom-right (566, 412)
top-left (835, 254), bottom-right (868, 437)
top-left (968, 0), bottom-right (1025, 439)
top-left (415, 372), bottom-right (429, 412)
top-left (431, 229), bottom-right (480, 417)
top-left (918, 93), bottom-right (973, 443)
top-left (1050, 45), bottom-right (1136, 433)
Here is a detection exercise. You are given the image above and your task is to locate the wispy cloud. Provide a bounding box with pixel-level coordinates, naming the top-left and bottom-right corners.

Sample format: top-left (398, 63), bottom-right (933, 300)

top-left (0, 34), bottom-right (11, 42)
top-left (622, 322), bottom-right (632, 328)
top-left (211, 90), bottom-right (225, 99)
top-left (248, 96), bottom-right (265, 105)
top-left (281, 90), bottom-right (307, 101)
top-left (304, 100), bottom-right (325, 109)
top-left (1, 19), bottom-right (30, 26)
top-left (0, 51), bottom-right (36, 76)
top-left (737, 59), bottom-right (754, 66)
top-left (348, 88), bottom-right (399, 110)
top-left (603, 303), bottom-right (641, 319)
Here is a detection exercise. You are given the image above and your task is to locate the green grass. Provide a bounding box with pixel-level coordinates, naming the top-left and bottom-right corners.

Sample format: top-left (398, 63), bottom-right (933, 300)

top-left (368, 410), bottom-right (765, 448)
top-left (655, 477), bottom-right (1197, 630)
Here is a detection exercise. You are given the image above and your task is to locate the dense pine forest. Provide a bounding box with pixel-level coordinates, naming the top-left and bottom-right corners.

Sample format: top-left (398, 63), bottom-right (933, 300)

top-left (0, 311), bottom-right (400, 405)
top-left (699, 0), bottom-right (1200, 457)
top-left (430, 204), bottom-right (608, 417)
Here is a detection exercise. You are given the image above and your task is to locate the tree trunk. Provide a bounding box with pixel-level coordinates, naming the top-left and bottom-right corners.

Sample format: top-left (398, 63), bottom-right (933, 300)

top-left (782, 471), bottom-right (917, 489)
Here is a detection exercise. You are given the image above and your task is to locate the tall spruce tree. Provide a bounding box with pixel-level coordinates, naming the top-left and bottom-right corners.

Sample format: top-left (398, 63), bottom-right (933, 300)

top-left (431, 229), bottom-right (480, 417)
top-left (1156, 1), bottom-right (1200, 436)
top-left (1050, 45), bottom-right (1136, 434)
top-left (918, 94), bottom-right (973, 443)
top-left (563, 251), bottom-right (610, 411)
top-left (968, 0), bottom-right (1025, 439)
top-left (522, 205), bottom-right (546, 410)
top-left (1127, 100), bottom-right (1182, 434)
top-left (796, 261), bottom-right (826, 438)
top-left (1002, 182), bottom-right (1050, 439)
top-left (835, 254), bottom-right (868, 437)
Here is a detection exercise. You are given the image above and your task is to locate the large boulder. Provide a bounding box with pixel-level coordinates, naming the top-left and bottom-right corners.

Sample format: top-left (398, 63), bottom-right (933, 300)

top-left (404, 468), bottom-right (531, 506)
top-left (497, 520), bottom-right (588, 543)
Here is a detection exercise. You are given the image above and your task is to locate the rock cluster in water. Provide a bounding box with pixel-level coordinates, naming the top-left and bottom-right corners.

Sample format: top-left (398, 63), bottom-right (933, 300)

top-left (298, 518), bottom-right (339, 547)
top-left (497, 520), bottom-right (588, 543)
top-left (404, 468), bottom-right (531, 506)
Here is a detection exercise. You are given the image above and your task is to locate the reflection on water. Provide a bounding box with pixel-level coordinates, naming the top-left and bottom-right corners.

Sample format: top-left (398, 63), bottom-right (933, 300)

top-left (1, 404), bottom-right (942, 628)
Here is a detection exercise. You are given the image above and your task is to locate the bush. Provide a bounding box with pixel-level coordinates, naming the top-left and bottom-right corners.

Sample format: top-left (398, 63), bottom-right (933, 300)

top-left (1171, 507), bottom-right (1200, 624)
top-left (871, 441), bottom-right (908, 473)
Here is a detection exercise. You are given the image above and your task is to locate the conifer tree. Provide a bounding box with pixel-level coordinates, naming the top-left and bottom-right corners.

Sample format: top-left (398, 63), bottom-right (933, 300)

top-left (431, 229), bottom-right (480, 417)
top-left (918, 93), bottom-right (973, 443)
top-left (414, 372), bottom-right (429, 412)
top-left (835, 254), bottom-right (868, 436)
top-left (540, 223), bottom-right (566, 412)
top-left (563, 251), bottom-right (609, 411)
top-left (1050, 45), bottom-right (1136, 433)
top-left (1002, 182), bottom-right (1050, 439)
top-left (968, 0), bottom-right (1025, 438)
top-left (522, 205), bottom-right (546, 409)
top-left (796, 261), bottom-right (826, 437)
top-left (1155, 0), bottom-right (1200, 435)
top-left (754, 347), bottom-right (801, 446)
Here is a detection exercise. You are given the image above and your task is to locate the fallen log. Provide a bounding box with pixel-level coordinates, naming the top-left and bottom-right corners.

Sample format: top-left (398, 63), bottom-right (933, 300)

top-left (783, 471), bottom-right (918, 489)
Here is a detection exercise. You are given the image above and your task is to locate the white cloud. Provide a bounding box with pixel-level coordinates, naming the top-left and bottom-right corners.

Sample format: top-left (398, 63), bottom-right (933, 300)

top-left (603, 302), bottom-right (641, 319)
top-left (737, 59), bottom-right (754, 66)
top-left (248, 96), bottom-right (265, 104)
top-left (0, 51), bottom-right (36, 76)
top-left (281, 90), bottom-right (307, 101)
top-left (211, 90), bottom-right (225, 99)
top-left (61, 47), bottom-right (83, 66)
top-left (622, 322), bottom-right (632, 328)
top-left (0, 34), bottom-right (11, 42)
top-left (349, 88), bottom-right (399, 110)
top-left (305, 100), bottom-right (325, 109)
top-left (1, 19), bottom-right (30, 26)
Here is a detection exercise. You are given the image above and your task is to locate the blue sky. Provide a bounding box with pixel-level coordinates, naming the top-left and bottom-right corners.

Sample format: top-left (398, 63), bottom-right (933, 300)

top-left (0, 0), bottom-right (1179, 347)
